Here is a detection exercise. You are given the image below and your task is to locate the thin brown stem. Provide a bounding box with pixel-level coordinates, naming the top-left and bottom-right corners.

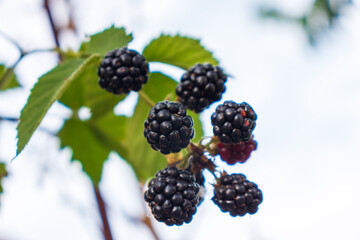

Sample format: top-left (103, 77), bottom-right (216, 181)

top-left (93, 184), bottom-right (113, 240)
top-left (43, 0), bottom-right (61, 49)
top-left (142, 215), bottom-right (160, 240)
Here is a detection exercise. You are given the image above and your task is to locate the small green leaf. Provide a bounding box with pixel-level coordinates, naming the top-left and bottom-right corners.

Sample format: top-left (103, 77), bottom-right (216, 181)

top-left (143, 35), bottom-right (219, 70)
top-left (16, 55), bottom-right (100, 156)
top-left (81, 26), bottom-right (133, 56)
top-left (58, 119), bottom-right (109, 184)
top-left (0, 65), bottom-right (20, 90)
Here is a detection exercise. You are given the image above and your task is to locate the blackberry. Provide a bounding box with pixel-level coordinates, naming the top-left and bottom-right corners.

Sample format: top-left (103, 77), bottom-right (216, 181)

top-left (144, 167), bottom-right (200, 226)
top-left (211, 101), bottom-right (257, 144)
top-left (97, 47), bottom-right (149, 94)
top-left (217, 138), bottom-right (257, 165)
top-left (144, 101), bottom-right (194, 155)
top-left (176, 63), bottom-right (227, 113)
top-left (212, 173), bottom-right (262, 217)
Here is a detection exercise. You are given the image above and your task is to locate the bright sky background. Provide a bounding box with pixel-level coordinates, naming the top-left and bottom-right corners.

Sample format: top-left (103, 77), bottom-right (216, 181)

top-left (1, 0), bottom-right (360, 239)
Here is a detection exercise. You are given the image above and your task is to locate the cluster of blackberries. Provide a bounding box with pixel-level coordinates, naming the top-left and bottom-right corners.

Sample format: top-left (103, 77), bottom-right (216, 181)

top-left (211, 101), bottom-right (257, 144)
top-left (144, 101), bottom-right (194, 155)
top-left (144, 167), bottom-right (200, 226)
top-left (212, 173), bottom-right (262, 216)
top-left (97, 47), bottom-right (149, 94)
top-left (176, 63), bottom-right (227, 113)
top-left (98, 48), bottom-right (263, 227)
top-left (217, 138), bottom-right (257, 165)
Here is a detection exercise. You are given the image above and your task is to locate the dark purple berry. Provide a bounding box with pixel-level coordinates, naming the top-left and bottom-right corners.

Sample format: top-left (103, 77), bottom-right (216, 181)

top-left (97, 47), bottom-right (149, 94)
top-left (176, 63), bottom-right (227, 113)
top-left (144, 167), bottom-right (200, 226)
top-left (144, 101), bottom-right (195, 154)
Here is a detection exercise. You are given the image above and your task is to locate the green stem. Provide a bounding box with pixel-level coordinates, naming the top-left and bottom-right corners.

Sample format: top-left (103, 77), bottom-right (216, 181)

top-left (138, 90), bottom-right (155, 108)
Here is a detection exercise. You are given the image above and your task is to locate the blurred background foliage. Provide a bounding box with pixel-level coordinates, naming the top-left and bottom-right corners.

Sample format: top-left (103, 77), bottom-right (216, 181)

top-left (259, 0), bottom-right (352, 45)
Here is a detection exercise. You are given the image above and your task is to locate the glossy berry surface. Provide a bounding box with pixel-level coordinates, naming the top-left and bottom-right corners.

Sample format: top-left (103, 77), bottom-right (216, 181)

top-left (144, 101), bottom-right (194, 155)
top-left (212, 173), bottom-right (262, 217)
top-left (218, 138), bottom-right (257, 164)
top-left (176, 63), bottom-right (227, 113)
top-left (97, 47), bottom-right (149, 94)
top-left (144, 167), bottom-right (200, 226)
top-left (211, 101), bottom-right (257, 144)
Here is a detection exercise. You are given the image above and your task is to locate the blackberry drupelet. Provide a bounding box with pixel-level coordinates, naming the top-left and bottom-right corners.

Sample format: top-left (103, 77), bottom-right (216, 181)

top-left (97, 47), bottom-right (149, 94)
top-left (144, 101), bottom-right (194, 155)
top-left (211, 101), bottom-right (257, 144)
top-left (212, 173), bottom-right (262, 217)
top-left (176, 63), bottom-right (227, 113)
top-left (144, 167), bottom-right (200, 226)
top-left (217, 138), bottom-right (257, 165)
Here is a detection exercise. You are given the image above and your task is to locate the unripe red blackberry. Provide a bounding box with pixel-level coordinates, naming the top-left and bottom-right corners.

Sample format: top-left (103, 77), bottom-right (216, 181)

top-left (218, 138), bottom-right (257, 164)
top-left (144, 101), bottom-right (195, 155)
top-left (97, 47), bottom-right (149, 94)
top-left (211, 101), bottom-right (257, 144)
top-left (176, 63), bottom-right (227, 113)
top-left (212, 173), bottom-right (262, 217)
top-left (144, 167), bottom-right (200, 226)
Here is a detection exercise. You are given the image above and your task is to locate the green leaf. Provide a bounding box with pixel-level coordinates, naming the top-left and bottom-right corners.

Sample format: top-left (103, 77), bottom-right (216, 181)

top-left (58, 112), bottom-right (128, 184)
top-left (88, 112), bottom-right (128, 159)
top-left (143, 35), bottom-right (219, 70)
top-left (59, 59), bottom-right (126, 118)
top-left (81, 26), bottom-right (133, 55)
top-left (16, 55), bottom-right (101, 156)
top-left (124, 72), bottom-right (204, 182)
top-left (0, 65), bottom-right (20, 90)
top-left (58, 119), bottom-right (109, 183)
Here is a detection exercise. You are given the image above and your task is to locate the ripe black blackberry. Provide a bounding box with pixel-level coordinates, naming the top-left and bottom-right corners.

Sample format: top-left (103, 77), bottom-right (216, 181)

top-left (176, 63), bottom-right (227, 113)
top-left (144, 101), bottom-right (194, 155)
top-left (97, 47), bottom-right (149, 94)
top-left (144, 167), bottom-right (200, 226)
top-left (212, 173), bottom-right (262, 217)
top-left (211, 101), bottom-right (257, 144)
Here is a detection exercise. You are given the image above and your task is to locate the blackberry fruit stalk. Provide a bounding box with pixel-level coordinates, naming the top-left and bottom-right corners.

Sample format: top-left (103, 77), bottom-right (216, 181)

top-left (212, 173), bottom-right (262, 217)
top-left (176, 63), bottom-right (227, 113)
top-left (144, 101), bottom-right (194, 155)
top-left (217, 138), bottom-right (257, 165)
top-left (211, 101), bottom-right (257, 144)
top-left (97, 47), bottom-right (149, 94)
top-left (144, 167), bottom-right (200, 226)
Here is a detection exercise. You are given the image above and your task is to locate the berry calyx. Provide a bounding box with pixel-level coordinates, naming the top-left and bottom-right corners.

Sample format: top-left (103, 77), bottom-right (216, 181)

top-left (144, 167), bottom-right (200, 226)
top-left (144, 101), bottom-right (195, 155)
top-left (97, 47), bottom-right (149, 94)
top-left (212, 173), bottom-right (262, 217)
top-left (176, 63), bottom-right (227, 113)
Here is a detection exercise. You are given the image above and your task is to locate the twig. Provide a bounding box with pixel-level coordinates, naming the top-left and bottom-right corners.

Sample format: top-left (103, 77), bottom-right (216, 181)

top-left (0, 31), bottom-right (24, 56)
top-left (138, 91), bottom-right (156, 108)
top-left (43, 0), bottom-right (61, 49)
top-left (142, 215), bottom-right (160, 240)
top-left (93, 184), bottom-right (113, 240)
